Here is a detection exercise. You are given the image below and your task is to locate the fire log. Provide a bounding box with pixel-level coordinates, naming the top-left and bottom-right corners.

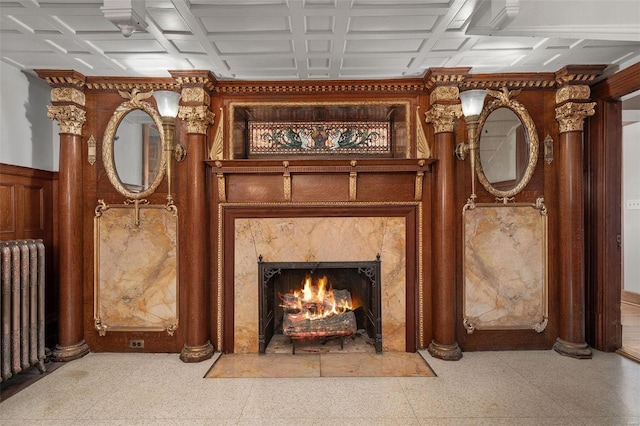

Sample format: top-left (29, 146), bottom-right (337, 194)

top-left (283, 310), bottom-right (357, 337)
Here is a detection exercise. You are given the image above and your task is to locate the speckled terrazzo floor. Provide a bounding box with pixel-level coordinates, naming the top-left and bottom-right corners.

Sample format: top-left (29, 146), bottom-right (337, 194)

top-left (1, 349), bottom-right (639, 425)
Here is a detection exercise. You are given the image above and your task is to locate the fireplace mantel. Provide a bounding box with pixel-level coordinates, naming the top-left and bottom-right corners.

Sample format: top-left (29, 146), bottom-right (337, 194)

top-left (206, 158), bottom-right (435, 174)
top-left (207, 158), bottom-right (435, 203)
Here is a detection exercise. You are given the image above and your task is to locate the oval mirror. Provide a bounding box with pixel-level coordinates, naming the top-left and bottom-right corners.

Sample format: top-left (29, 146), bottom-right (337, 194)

top-left (475, 90), bottom-right (538, 198)
top-left (103, 95), bottom-right (166, 200)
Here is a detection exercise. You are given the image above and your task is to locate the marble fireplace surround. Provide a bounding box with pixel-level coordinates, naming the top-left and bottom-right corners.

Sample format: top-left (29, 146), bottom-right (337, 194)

top-left (221, 205), bottom-right (420, 353)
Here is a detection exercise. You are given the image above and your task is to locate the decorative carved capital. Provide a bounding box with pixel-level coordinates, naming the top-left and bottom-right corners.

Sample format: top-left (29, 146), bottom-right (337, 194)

top-left (556, 84), bottom-right (591, 104)
top-left (430, 86), bottom-right (459, 104)
top-left (51, 87), bottom-right (86, 106)
top-left (47, 104), bottom-right (86, 135)
top-left (425, 103), bottom-right (462, 134)
top-left (178, 105), bottom-right (215, 134)
top-left (181, 87), bottom-right (210, 104)
top-left (555, 101), bottom-right (596, 133)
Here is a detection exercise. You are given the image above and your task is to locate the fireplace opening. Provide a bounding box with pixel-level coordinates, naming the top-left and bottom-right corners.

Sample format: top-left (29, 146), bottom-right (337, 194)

top-left (258, 255), bottom-right (382, 354)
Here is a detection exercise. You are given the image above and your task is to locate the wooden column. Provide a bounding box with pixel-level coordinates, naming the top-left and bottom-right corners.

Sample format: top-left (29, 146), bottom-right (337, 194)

top-left (38, 70), bottom-right (91, 361)
top-left (553, 81), bottom-right (596, 359)
top-left (425, 84), bottom-right (463, 360)
top-left (174, 72), bottom-right (216, 362)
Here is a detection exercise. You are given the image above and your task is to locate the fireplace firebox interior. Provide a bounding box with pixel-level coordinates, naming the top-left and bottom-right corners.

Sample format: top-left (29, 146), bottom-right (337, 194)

top-left (258, 256), bottom-right (382, 354)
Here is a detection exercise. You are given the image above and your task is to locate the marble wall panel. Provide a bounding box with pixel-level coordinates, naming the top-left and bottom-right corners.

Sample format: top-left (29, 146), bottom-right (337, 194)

top-left (234, 217), bottom-right (406, 353)
top-left (95, 205), bottom-right (178, 334)
top-left (463, 204), bottom-right (547, 333)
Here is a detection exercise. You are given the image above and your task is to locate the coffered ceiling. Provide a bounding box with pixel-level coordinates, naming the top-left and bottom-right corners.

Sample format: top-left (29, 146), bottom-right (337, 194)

top-left (1, 0), bottom-right (639, 81)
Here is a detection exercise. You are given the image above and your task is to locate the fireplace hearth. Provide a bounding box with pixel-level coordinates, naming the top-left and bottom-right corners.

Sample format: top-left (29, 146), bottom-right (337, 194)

top-left (258, 255), bottom-right (382, 354)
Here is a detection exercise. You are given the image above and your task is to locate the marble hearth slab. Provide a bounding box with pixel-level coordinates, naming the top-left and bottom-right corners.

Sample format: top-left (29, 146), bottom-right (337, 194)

top-left (205, 352), bottom-right (435, 378)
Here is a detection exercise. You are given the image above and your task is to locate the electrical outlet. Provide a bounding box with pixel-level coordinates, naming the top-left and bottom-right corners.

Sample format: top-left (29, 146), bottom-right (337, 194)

top-left (129, 339), bottom-right (144, 348)
top-left (627, 199), bottom-right (640, 210)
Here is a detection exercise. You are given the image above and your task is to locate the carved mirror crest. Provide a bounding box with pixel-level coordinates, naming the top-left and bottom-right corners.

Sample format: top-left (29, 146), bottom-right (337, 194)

top-left (102, 89), bottom-right (167, 200)
top-left (475, 87), bottom-right (539, 199)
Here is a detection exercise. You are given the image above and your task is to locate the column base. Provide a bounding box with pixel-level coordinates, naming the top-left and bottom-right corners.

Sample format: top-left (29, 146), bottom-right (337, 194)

top-left (52, 340), bottom-right (90, 362)
top-left (553, 338), bottom-right (592, 359)
top-left (180, 341), bottom-right (215, 363)
top-left (427, 340), bottom-right (463, 361)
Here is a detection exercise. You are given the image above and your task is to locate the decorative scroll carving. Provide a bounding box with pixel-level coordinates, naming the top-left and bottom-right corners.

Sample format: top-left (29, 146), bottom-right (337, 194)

top-left (181, 87), bottom-right (210, 104)
top-left (210, 108), bottom-right (224, 160)
top-left (429, 86), bottom-right (459, 104)
top-left (52, 87), bottom-right (86, 106)
top-left (416, 108), bottom-right (431, 158)
top-left (87, 135), bottom-right (96, 165)
top-left (555, 101), bottom-right (596, 133)
top-left (425, 103), bottom-right (462, 134)
top-left (178, 105), bottom-right (215, 135)
top-left (556, 85), bottom-right (591, 104)
top-left (47, 104), bottom-right (86, 135)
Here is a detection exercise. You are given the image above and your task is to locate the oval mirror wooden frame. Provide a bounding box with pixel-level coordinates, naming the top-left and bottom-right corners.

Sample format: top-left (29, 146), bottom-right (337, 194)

top-left (102, 91), bottom-right (167, 200)
top-left (475, 88), bottom-right (539, 199)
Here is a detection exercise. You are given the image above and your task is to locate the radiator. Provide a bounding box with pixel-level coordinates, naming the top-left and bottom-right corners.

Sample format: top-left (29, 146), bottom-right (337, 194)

top-left (0, 239), bottom-right (46, 382)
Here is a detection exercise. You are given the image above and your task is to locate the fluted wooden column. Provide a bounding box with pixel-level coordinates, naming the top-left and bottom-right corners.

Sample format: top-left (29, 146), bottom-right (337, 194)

top-left (174, 72), bottom-right (216, 362)
top-left (425, 88), bottom-right (463, 360)
top-left (553, 83), bottom-right (596, 359)
top-left (38, 71), bottom-right (91, 361)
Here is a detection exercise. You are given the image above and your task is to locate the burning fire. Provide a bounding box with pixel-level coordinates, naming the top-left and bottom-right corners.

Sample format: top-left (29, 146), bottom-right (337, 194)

top-left (281, 275), bottom-right (353, 320)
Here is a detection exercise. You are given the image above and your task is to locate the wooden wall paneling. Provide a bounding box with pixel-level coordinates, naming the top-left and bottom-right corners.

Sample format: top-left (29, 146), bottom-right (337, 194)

top-left (83, 82), bottom-right (184, 354)
top-left (0, 181), bottom-right (17, 236)
top-left (585, 62), bottom-right (640, 351)
top-left (455, 89), bottom-right (556, 351)
top-left (0, 164), bottom-right (58, 348)
top-left (542, 90), bottom-right (561, 346)
top-left (584, 99), bottom-right (623, 351)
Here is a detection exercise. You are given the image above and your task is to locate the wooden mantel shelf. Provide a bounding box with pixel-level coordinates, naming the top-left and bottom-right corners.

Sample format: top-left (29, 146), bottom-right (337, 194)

top-left (207, 158), bottom-right (435, 203)
top-left (206, 158), bottom-right (436, 174)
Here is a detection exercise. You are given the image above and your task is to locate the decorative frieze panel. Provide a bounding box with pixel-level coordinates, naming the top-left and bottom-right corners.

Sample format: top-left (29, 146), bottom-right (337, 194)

top-left (248, 121), bottom-right (391, 156)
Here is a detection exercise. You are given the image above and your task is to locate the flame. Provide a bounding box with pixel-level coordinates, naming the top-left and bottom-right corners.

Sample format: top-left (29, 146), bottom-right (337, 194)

top-left (280, 274), bottom-right (352, 320)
